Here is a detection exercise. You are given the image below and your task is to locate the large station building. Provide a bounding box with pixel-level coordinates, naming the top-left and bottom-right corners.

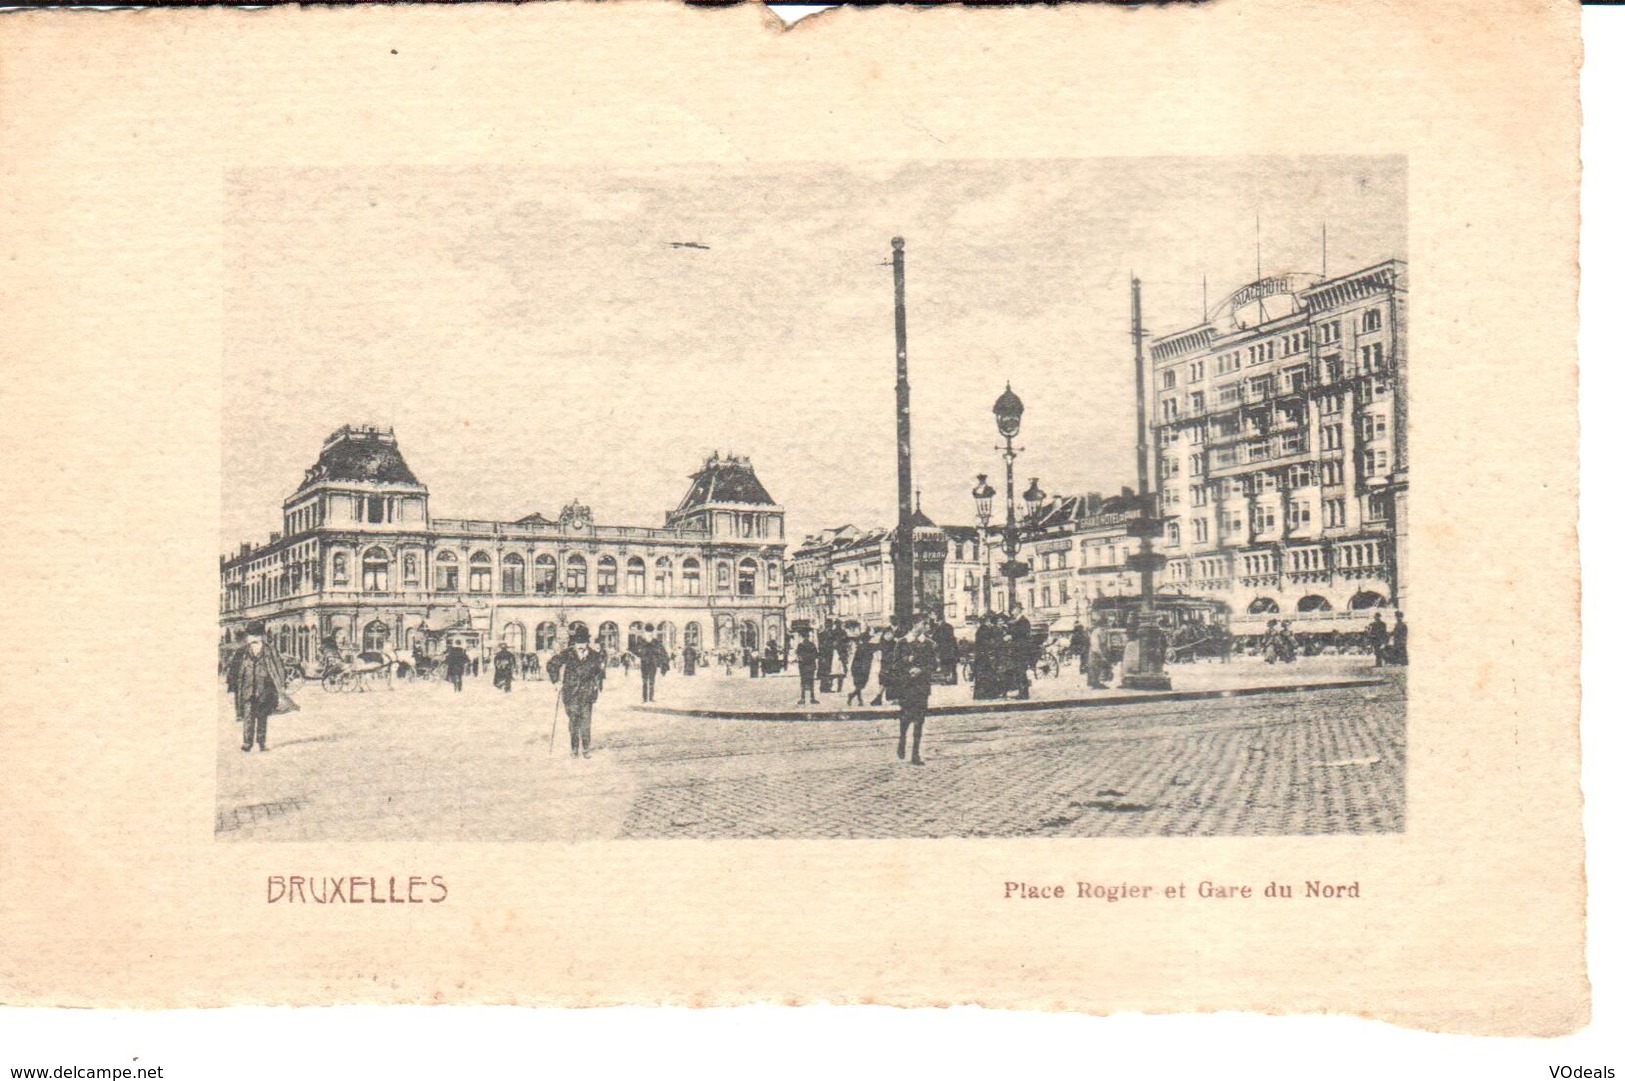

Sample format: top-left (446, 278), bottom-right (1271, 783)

top-left (220, 426), bottom-right (790, 660)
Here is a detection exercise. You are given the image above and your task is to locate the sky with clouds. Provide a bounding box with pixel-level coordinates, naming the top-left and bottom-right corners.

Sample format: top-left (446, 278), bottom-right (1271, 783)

top-left (222, 156), bottom-right (1404, 550)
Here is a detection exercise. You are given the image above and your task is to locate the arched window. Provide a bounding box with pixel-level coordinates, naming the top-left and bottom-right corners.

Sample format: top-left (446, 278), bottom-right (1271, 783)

top-left (1247, 597), bottom-right (1280, 614)
top-left (657, 620), bottom-right (677, 652)
top-left (1166, 522), bottom-right (1181, 547)
top-left (596, 555), bottom-right (618, 595)
top-left (534, 553), bottom-right (558, 595)
top-left (1350, 590), bottom-right (1387, 610)
top-left (278, 626), bottom-right (292, 655)
top-left (626, 556), bottom-right (647, 594)
top-left (737, 559), bottom-right (757, 597)
top-left (535, 622), bottom-right (558, 654)
top-left (684, 621), bottom-right (703, 649)
top-left (469, 552), bottom-right (493, 593)
top-left (564, 554), bottom-right (588, 594)
top-left (716, 560), bottom-right (732, 592)
top-left (598, 622), bottom-right (620, 654)
top-left (1297, 595), bottom-right (1332, 612)
top-left (332, 551), bottom-right (350, 586)
top-left (682, 558), bottom-right (702, 596)
top-left (362, 547), bottom-right (389, 592)
top-left (435, 551), bottom-right (459, 592)
top-left (740, 620), bottom-right (760, 651)
top-left (503, 621), bottom-right (526, 651)
top-left (362, 619), bottom-right (390, 652)
top-left (501, 552), bottom-right (525, 594)
top-left (654, 557), bottom-right (673, 596)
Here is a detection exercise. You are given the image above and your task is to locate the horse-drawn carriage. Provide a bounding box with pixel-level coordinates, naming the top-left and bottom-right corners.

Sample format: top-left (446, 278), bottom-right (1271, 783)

top-left (1087, 594), bottom-right (1232, 664)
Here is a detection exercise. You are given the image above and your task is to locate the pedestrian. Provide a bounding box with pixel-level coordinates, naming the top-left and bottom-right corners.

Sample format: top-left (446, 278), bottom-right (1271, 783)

top-left (871, 626), bottom-right (897, 706)
top-left (444, 642), bottom-right (469, 692)
top-left (492, 642), bottom-right (516, 693)
top-left (746, 646), bottom-right (760, 678)
top-left (1069, 623), bottom-right (1089, 677)
top-left (932, 613), bottom-right (959, 686)
top-left (847, 628), bottom-right (876, 706)
top-left (1367, 613), bottom-right (1390, 667)
top-left (1007, 604), bottom-right (1033, 699)
top-left (894, 617), bottom-right (936, 766)
top-left (1261, 619), bottom-right (1281, 663)
top-left (794, 630), bottom-right (820, 705)
top-left (228, 620), bottom-right (293, 753)
top-left (1087, 621), bottom-right (1113, 689)
top-left (1278, 621), bottom-right (1298, 663)
top-left (971, 615), bottom-right (999, 699)
top-left (547, 626), bottom-right (606, 758)
top-left (637, 633), bottom-right (670, 704)
top-left (816, 618), bottom-right (838, 694)
top-left (682, 643), bottom-right (698, 676)
top-left (1391, 612), bottom-right (1409, 665)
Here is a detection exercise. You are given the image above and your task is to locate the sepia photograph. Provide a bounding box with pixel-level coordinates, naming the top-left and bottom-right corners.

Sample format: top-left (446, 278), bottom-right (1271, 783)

top-left (218, 156), bottom-right (1408, 842)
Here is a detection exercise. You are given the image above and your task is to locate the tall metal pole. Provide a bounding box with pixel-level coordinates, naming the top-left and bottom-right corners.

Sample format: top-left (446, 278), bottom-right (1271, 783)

top-left (1123, 275), bottom-right (1171, 690)
top-left (892, 237), bottom-right (915, 626)
top-left (1002, 437), bottom-right (1019, 612)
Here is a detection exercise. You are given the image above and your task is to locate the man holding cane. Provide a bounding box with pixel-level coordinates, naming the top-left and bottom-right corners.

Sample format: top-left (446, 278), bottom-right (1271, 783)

top-left (547, 626), bottom-right (606, 758)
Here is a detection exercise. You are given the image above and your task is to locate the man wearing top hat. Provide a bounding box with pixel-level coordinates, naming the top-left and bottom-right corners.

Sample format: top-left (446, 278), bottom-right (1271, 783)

top-left (547, 625), bottom-right (607, 758)
top-left (228, 620), bottom-right (289, 753)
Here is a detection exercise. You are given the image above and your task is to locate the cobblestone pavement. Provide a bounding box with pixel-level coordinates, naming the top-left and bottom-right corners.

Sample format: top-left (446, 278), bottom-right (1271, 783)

top-left (217, 666), bottom-right (1404, 841)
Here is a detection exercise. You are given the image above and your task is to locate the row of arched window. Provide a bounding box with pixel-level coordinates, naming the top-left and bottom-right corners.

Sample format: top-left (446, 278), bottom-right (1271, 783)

top-left (493, 618), bottom-right (776, 655)
top-left (335, 547), bottom-right (780, 597)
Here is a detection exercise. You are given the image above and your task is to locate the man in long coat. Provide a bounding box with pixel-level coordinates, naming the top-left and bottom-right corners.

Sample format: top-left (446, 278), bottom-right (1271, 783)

top-left (229, 620), bottom-right (289, 753)
top-left (492, 643), bottom-right (516, 692)
top-left (794, 630), bottom-right (820, 705)
top-left (444, 642), bottom-right (469, 691)
top-left (846, 628), bottom-right (876, 706)
top-left (1007, 605), bottom-right (1033, 699)
top-left (547, 626), bottom-right (607, 758)
top-left (973, 616), bottom-right (1002, 700)
top-left (932, 614), bottom-right (959, 685)
top-left (1069, 623), bottom-right (1090, 677)
top-left (894, 618), bottom-right (937, 765)
top-left (636, 634), bottom-right (671, 704)
top-left (1367, 613), bottom-right (1390, 667)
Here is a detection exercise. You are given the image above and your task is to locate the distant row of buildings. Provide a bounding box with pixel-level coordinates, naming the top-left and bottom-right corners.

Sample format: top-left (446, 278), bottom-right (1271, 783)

top-left (222, 259), bottom-right (1406, 654)
top-left (788, 259), bottom-right (1408, 636)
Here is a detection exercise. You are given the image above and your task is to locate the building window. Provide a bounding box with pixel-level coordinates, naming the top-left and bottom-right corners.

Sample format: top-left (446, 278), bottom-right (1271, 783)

top-left (1188, 360), bottom-right (1205, 382)
top-left (1363, 308), bottom-right (1383, 332)
top-left (654, 557), bottom-right (673, 596)
top-left (1161, 370), bottom-right (1177, 389)
top-left (1360, 342), bottom-right (1386, 373)
top-left (469, 552), bottom-right (493, 593)
top-left (1363, 448), bottom-right (1390, 475)
top-left (536, 622), bottom-right (558, 654)
top-left (332, 551), bottom-right (350, 587)
top-left (1189, 453), bottom-right (1204, 476)
top-left (1320, 424), bottom-right (1344, 451)
top-left (486, 552), bottom-right (520, 594)
top-left (738, 559), bottom-right (757, 596)
top-left (626, 556), bottom-right (647, 594)
top-left (361, 547), bottom-right (389, 593)
top-left (1192, 485), bottom-right (1209, 507)
top-left (596, 555), bottom-right (618, 595)
top-left (1318, 322), bottom-right (1342, 345)
top-left (1250, 504), bottom-right (1277, 532)
top-left (1217, 383), bottom-right (1242, 405)
top-left (434, 551), bottom-right (458, 592)
top-left (682, 558), bottom-right (702, 596)
top-left (564, 554), bottom-right (588, 594)
top-left (1323, 498), bottom-right (1346, 527)
top-left (1286, 464), bottom-right (1313, 488)
top-left (1366, 494), bottom-right (1389, 521)
top-left (1193, 518), bottom-right (1209, 543)
top-left (1167, 522), bottom-right (1181, 547)
top-left (534, 554), bottom-right (557, 595)
top-left (1360, 413), bottom-right (1389, 442)
top-left (366, 496), bottom-right (385, 524)
top-left (1161, 398), bottom-right (1180, 422)
top-left (1321, 357), bottom-right (1344, 385)
top-left (1321, 460), bottom-right (1345, 486)
top-left (1189, 391), bottom-right (1205, 413)
top-left (1289, 500), bottom-right (1313, 527)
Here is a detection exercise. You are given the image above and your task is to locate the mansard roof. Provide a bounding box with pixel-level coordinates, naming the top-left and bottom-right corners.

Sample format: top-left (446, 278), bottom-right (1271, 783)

top-left (675, 452), bottom-right (778, 510)
top-left (300, 425), bottom-right (421, 489)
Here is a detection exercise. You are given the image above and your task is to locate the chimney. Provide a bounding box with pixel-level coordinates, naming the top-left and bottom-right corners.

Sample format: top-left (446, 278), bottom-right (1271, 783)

top-left (239, 542), bottom-right (252, 558)
top-left (270, 532), bottom-right (283, 545)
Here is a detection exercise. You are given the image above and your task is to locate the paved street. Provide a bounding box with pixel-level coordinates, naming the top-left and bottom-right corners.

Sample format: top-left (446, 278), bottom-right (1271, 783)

top-left (217, 660), bottom-right (1404, 841)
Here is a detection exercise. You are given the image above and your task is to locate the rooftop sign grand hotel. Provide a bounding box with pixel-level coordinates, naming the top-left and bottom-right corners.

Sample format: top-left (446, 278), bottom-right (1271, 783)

top-left (220, 426), bottom-right (790, 660)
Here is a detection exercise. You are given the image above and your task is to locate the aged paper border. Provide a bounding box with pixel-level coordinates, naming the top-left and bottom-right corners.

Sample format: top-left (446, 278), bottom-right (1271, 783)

top-left (0, 0), bottom-right (1585, 1034)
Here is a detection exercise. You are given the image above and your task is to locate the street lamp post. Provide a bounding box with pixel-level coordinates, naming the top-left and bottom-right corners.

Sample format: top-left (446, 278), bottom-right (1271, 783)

top-left (992, 384), bottom-right (1030, 614)
top-left (971, 473), bottom-right (996, 615)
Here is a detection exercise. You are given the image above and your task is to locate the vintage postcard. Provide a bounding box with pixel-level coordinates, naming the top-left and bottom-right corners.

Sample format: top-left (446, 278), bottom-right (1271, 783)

top-left (0, 0), bottom-right (1584, 1034)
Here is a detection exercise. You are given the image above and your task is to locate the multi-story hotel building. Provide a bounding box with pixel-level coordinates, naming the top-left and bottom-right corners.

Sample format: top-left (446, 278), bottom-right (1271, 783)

top-left (220, 426), bottom-right (790, 659)
top-left (1148, 260), bottom-right (1408, 633)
